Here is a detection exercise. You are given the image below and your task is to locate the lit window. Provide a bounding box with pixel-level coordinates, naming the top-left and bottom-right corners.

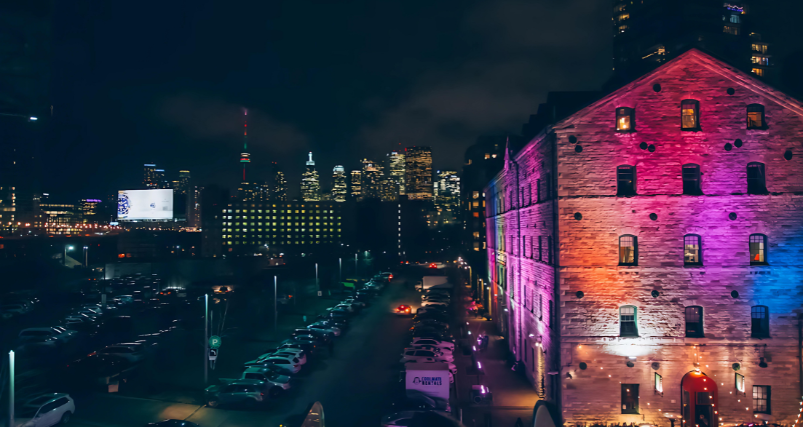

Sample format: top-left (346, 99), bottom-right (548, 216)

top-left (619, 235), bottom-right (637, 266)
top-left (747, 104), bottom-right (765, 129)
top-left (685, 306), bottom-right (704, 337)
top-left (616, 107), bottom-right (635, 132)
top-left (620, 306), bottom-right (638, 337)
top-left (753, 386), bottom-right (771, 414)
top-left (681, 99), bottom-right (700, 130)
top-left (749, 233), bottom-right (767, 264)
top-left (751, 305), bottom-right (769, 338)
top-left (654, 373), bottom-right (663, 393)
top-left (617, 165), bottom-right (636, 196)
top-left (723, 25), bottom-right (739, 35)
top-left (728, 14), bottom-right (741, 24)
top-left (684, 234), bottom-right (701, 265)
top-left (747, 162), bottom-right (767, 194)
top-left (682, 164), bottom-right (701, 195)
top-left (736, 373), bottom-right (745, 392)
top-left (752, 68), bottom-right (765, 77)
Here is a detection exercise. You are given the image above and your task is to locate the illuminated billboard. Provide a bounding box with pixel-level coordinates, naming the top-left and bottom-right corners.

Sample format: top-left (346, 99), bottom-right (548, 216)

top-left (117, 189), bottom-right (174, 221)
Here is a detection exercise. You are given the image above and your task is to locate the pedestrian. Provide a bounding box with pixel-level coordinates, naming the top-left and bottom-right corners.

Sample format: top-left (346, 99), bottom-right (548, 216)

top-left (328, 338), bottom-right (335, 355)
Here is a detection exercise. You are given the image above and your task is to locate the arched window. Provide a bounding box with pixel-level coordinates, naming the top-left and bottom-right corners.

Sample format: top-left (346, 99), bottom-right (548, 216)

top-left (681, 99), bottom-right (700, 130)
top-left (751, 305), bottom-right (769, 338)
top-left (685, 306), bottom-right (704, 337)
top-left (747, 104), bottom-right (766, 129)
top-left (747, 162), bottom-right (767, 194)
top-left (684, 234), bottom-right (702, 265)
top-left (616, 107), bottom-right (636, 132)
top-left (617, 165), bottom-right (636, 196)
top-left (749, 234), bottom-right (767, 264)
top-left (682, 164), bottom-right (701, 195)
top-left (619, 235), bottom-right (637, 266)
top-left (620, 306), bottom-right (638, 337)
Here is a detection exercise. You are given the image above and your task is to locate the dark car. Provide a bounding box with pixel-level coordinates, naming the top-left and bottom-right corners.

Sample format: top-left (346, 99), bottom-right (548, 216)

top-left (280, 338), bottom-right (317, 354)
top-left (291, 332), bottom-right (326, 346)
top-left (293, 328), bottom-right (331, 342)
top-left (205, 379), bottom-right (270, 408)
top-left (413, 319), bottom-right (450, 329)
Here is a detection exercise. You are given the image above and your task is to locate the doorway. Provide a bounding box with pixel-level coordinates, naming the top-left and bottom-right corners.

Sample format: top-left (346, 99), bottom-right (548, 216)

top-left (680, 370), bottom-right (719, 427)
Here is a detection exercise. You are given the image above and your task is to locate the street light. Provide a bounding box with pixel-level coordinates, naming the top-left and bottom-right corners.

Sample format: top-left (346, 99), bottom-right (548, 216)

top-left (83, 246), bottom-right (89, 267)
top-left (338, 258), bottom-right (342, 282)
top-left (64, 245), bottom-right (74, 266)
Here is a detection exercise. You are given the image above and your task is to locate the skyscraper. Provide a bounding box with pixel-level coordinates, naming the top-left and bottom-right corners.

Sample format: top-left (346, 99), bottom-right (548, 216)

top-left (434, 170), bottom-right (460, 226)
top-left (301, 152), bottom-right (321, 202)
top-left (177, 170), bottom-right (191, 194)
top-left (271, 162), bottom-right (287, 201)
top-left (143, 164), bottom-right (159, 188)
top-left (239, 109), bottom-right (250, 181)
top-left (331, 166), bottom-right (347, 202)
top-left (388, 151), bottom-right (406, 196)
top-left (361, 159), bottom-right (383, 200)
top-left (349, 170), bottom-right (362, 201)
top-left (404, 146), bottom-right (433, 200)
top-left (612, 0), bottom-right (771, 80)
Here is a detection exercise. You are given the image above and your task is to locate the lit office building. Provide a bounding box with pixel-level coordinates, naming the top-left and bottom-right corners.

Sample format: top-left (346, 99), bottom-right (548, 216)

top-left (221, 201), bottom-right (344, 254)
top-left (301, 152), bottom-right (321, 202)
top-left (361, 159), bottom-right (383, 200)
top-left (332, 166), bottom-right (347, 202)
top-left (143, 164), bottom-right (160, 188)
top-left (404, 146), bottom-right (433, 200)
top-left (388, 151), bottom-right (406, 195)
top-left (434, 170), bottom-right (460, 226)
top-left (236, 182), bottom-right (260, 202)
top-left (79, 199), bottom-right (102, 223)
top-left (271, 162), bottom-right (287, 201)
top-left (350, 170), bottom-right (362, 201)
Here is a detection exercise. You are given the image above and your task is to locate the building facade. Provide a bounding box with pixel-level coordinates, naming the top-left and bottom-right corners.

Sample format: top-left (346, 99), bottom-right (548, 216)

top-left (350, 170), bottom-right (363, 201)
top-left (220, 201), bottom-right (344, 255)
top-left (434, 170), bottom-right (460, 227)
top-left (332, 166), bottom-right (347, 202)
top-left (486, 50), bottom-right (803, 426)
top-left (405, 146), bottom-right (433, 200)
top-left (301, 152), bottom-right (321, 202)
top-left (389, 151), bottom-right (406, 196)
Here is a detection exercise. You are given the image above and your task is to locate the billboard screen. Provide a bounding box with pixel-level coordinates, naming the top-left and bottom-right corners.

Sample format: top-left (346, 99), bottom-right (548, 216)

top-left (117, 189), bottom-right (173, 220)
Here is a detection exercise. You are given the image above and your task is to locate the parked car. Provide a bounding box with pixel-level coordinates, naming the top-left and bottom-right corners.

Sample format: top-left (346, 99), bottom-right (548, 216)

top-left (402, 359), bottom-right (457, 375)
top-left (1, 304), bottom-right (29, 319)
top-left (279, 338), bottom-right (317, 354)
top-left (400, 349), bottom-right (453, 363)
top-left (409, 338), bottom-right (454, 351)
top-left (15, 393), bottom-right (75, 427)
top-left (262, 346), bottom-right (306, 359)
top-left (307, 322), bottom-right (341, 337)
top-left (292, 329), bottom-right (331, 343)
top-left (421, 300), bottom-right (449, 308)
top-left (98, 342), bottom-right (148, 363)
top-left (18, 327), bottom-right (76, 345)
top-left (60, 354), bottom-right (140, 388)
top-left (250, 355), bottom-right (301, 375)
top-left (408, 344), bottom-right (453, 356)
top-left (241, 367), bottom-right (291, 396)
top-left (343, 297), bottom-right (365, 308)
top-left (412, 319), bottom-right (449, 329)
top-left (205, 380), bottom-right (269, 407)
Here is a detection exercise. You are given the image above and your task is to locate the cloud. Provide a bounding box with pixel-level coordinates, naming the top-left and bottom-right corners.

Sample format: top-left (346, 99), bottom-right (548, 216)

top-left (357, 0), bottom-right (611, 168)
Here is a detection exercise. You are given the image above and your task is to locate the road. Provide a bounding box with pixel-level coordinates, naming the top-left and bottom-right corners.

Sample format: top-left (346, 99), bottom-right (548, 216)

top-left (67, 272), bottom-right (425, 427)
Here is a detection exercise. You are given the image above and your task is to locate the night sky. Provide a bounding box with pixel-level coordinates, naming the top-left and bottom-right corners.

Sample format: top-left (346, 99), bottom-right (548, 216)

top-left (46, 0), bottom-right (803, 199)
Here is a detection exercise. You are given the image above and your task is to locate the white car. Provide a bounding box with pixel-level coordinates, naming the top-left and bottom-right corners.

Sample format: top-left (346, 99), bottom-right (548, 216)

top-left (15, 393), bottom-right (75, 427)
top-left (400, 349), bottom-right (454, 363)
top-left (410, 338), bottom-right (454, 351)
top-left (241, 367), bottom-right (291, 395)
top-left (409, 344), bottom-right (453, 355)
top-left (98, 343), bottom-right (148, 363)
top-left (307, 322), bottom-right (341, 337)
top-left (381, 410), bottom-right (452, 427)
top-left (401, 348), bottom-right (454, 362)
top-left (272, 350), bottom-right (307, 365)
top-left (333, 304), bottom-right (354, 313)
top-left (257, 356), bottom-right (301, 374)
top-left (343, 298), bottom-right (365, 308)
top-left (421, 300), bottom-right (449, 307)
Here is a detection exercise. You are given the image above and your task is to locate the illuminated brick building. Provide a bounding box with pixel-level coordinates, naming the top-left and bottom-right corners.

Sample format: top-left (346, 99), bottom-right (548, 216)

top-left (486, 49), bottom-right (803, 426)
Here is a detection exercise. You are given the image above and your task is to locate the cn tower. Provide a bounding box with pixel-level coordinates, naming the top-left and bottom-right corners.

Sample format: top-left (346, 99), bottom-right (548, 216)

top-left (239, 109), bottom-right (250, 181)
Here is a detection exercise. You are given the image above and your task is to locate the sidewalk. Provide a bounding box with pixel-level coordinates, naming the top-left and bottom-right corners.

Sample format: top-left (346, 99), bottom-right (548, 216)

top-left (454, 284), bottom-right (539, 427)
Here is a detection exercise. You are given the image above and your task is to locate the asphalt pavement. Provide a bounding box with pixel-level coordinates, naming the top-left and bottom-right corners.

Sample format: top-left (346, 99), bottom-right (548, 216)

top-left (66, 273), bottom-right (425, 427)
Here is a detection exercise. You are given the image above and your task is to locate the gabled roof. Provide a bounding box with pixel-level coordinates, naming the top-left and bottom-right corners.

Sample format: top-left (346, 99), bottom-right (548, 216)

top-left (554, 48), bottom-right (803, 130)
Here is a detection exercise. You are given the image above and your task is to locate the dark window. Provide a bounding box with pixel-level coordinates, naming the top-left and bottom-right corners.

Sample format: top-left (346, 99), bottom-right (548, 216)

top-left (682, 164), bottom-right (702, 195)
top-left (617, 165), bottom-right (636, 196)
top-left (681, 99), bottom-right (700, 130)
top-left (685, 306), bottom-right (704, 337)
top-left (547, 236), bottom-right (553, 265)
top-left (753, 385), bottom-right (771, 414)
top-left (621, 384), bottom-right (640, 414)
top-left (548, 300), bottom-right (554, 328)
top-left (751, 305), bottom-right (769, 338)
top-left (619, 235), bottom-right (637, 266)
top-left (749, 234), bottom-right (767, 264)
top-left (747, 104), bottom-right (766, 129)
top-left (747, 162), bottom-right (767, 194)
top-left (684, 234), bottom-right (702, 265)
top-left (620, 306), bottom-right (638, 337)
top-left (538, 236), bottom-right (543, 261)
top-left (536, 179), bottom-right (541, 202)
top-left (616, 107), bottom-right (636, 132)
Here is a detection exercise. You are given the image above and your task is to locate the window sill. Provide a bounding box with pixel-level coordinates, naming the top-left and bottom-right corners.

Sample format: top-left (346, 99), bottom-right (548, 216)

top-left (747, 126), bottom-right (769, 131)
top-left (750, 263), bottom-right (769, 266)
top-left (684, 264), bottom-right (703, 268)
top-left (681, 128), bottom-right (702, 132)
top-left (619, 335), bottom-right (640, 338)
top-left (615, 129), bottom-right (636, 134)
top-left (618, 264), bottom-right (638, 267)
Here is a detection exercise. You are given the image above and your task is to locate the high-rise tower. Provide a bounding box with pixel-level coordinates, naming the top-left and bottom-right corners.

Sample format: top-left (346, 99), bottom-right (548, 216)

top-left (388, 151), bottom-right (406, 196)
top-left (350, 170), bottom-right (363, 201)
top-left (332, 166), bottom-right (347, 202)
top-left (404, 146), bottom-right (433, 200)
top-left (239, 109), bottom-right (250, 181)
top-left (301, 152), bottom-right (321, 201)
top-left (271, 162), bottom-right (287, 201)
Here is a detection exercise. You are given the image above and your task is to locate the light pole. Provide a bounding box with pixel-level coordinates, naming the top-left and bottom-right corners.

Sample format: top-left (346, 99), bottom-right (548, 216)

top-left (83, 246), bottom-right (89, 267)
top-left (273, 276), bottom-right (278, 335)
top-left (204, 294), bottom-right (208, 385)
top-left (315, 263), bottom-right (319, 295)
top-left (338, 258), bottom-right (342, 282)
top-left (354, 253), bottom-right (358, 277)
top-left (8, 350), bottom-right (14, 427)
top-left (64, 245), bottom-right (74, 266)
